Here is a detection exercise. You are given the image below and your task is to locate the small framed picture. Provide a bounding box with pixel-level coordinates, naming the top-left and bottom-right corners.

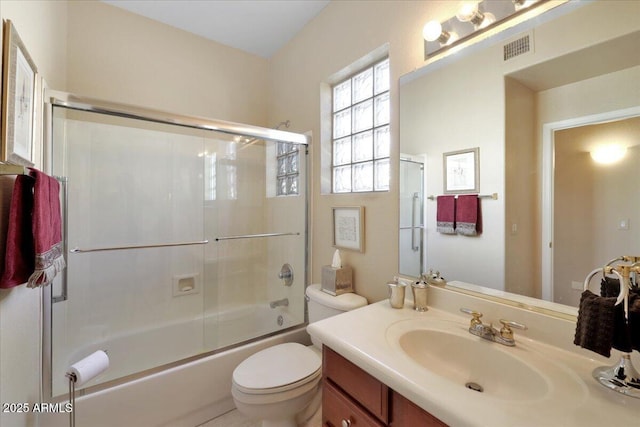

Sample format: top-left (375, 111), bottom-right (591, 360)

top-left (332, 206), bottom-right (364, 252)
top-left (443, 147), bottom-right (479, 194)
top-left (1, 20), bottom-right (38, 166)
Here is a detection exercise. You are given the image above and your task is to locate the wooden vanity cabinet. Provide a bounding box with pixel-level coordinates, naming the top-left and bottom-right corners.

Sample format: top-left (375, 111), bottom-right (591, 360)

top-left (322, 346), bottom-right (447, 427)
top-left (390, 392), bottom-right (448, 427)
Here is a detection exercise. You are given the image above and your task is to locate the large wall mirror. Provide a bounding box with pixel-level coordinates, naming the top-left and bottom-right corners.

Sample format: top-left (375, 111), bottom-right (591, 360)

top-left (399, 0), bottom-right (640, 317)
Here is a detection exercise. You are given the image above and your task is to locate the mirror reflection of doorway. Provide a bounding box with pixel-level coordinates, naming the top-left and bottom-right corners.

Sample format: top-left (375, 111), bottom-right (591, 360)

top-left (399, 158), bottom-right (424, 277)
top-left (550, 114), bottom-right (640, 306)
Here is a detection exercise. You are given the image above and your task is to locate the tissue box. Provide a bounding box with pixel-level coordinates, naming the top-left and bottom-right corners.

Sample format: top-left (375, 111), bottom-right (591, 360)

top-left (321, 265), bottom-right (353, 295)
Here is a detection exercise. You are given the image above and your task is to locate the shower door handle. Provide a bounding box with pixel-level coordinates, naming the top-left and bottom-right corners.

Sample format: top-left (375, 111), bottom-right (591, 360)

top-left (411, 192), bottom-right (420, 252)
top-left (53, 176), bottom-right (68, 303)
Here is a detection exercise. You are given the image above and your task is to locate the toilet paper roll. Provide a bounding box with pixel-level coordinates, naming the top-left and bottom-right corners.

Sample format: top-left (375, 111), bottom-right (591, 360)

top-left (67, 350), bottom-right (109, 387)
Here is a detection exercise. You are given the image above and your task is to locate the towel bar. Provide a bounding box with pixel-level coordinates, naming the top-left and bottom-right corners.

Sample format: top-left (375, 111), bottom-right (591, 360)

top-left (427, 193), bottom-right (498, 200)
top-left (215, 232), bottom-right (300, 241)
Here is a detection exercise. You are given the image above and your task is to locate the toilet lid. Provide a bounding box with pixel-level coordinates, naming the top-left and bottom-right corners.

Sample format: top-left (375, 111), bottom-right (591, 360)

top-left (233, 343), bottom-right (321, 391)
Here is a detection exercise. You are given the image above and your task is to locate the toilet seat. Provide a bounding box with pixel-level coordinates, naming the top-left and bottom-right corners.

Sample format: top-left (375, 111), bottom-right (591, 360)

top-left (232, 342), bottom-right (321, 395)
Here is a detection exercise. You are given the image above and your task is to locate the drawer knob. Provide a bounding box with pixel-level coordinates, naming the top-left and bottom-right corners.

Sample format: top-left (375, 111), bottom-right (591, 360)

top-left (341, 419), bottom-right (352, 427)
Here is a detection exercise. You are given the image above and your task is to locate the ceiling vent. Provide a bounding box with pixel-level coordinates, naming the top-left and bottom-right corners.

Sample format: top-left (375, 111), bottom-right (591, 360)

top-left (503, 31), bottom-right (533, 61)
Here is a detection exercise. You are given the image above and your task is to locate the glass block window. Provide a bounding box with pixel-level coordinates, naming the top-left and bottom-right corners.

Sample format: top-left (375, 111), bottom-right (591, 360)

top-left (276, 142), bottom-right (299, 196)
top-left (204, 152), bottom-right (216, 201)
top-left (332, 58), bottom-right (390, 193)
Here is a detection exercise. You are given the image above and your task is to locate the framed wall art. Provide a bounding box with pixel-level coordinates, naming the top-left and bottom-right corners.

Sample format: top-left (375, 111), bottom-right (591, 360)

top-left (332, 206), bottom-right (364, 252)
top-left (1, 20), bottom-right (38, 166)
top-left (443, 147), bottom-right (479, 194)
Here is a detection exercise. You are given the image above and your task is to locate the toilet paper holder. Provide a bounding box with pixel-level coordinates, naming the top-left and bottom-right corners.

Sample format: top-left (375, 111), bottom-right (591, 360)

top-left (65, 350), bottom-right (109, 427)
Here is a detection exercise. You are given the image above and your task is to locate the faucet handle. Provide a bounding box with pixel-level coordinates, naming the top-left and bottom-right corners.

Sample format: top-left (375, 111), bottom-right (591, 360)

top-left (460, 308), bottom-right (483, 328)
top-left (498, 319), bottom-right (527, 340)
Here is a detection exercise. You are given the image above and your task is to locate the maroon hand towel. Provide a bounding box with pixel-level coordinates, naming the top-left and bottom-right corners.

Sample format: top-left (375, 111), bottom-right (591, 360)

top-left (436, 195), bottom-right (455, 234)
top-left (456, 195), bottom-right (481, 236)
top-left (26, 168), bottom-right (65, 287)
top-left (0, 168), bottom-right (65, 289)
top-left (0, 175), bottom-right (35, 288)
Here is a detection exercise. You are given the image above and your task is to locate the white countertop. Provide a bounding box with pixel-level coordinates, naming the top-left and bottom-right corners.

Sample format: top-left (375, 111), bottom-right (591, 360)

top-left (307, 300), bottom-right (640, 427)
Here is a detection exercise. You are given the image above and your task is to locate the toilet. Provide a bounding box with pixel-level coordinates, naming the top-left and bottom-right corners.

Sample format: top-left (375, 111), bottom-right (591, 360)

top-left (231, 284), bottom-right (367, 427)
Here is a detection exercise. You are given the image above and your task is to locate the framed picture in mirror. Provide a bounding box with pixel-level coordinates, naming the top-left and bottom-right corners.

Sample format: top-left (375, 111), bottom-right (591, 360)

top-left (443, 147), bottom-right (479, 194)
top-left (1, 20), bottom-right (38, 167)
top-left (332, 206), bottom-right (364, 252)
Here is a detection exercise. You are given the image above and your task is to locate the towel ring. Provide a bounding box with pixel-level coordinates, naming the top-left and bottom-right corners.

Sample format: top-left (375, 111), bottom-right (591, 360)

top-left (583, 268), bottom-right (627, 306)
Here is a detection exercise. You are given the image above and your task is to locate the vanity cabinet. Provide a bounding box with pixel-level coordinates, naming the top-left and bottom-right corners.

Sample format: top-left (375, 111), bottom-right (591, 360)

top-left (322, 346), bottom-right (447, 427)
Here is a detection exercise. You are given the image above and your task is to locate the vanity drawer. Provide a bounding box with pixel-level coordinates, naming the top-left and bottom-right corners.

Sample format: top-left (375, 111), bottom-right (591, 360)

top-left (323, 380), bottom-right (385, 427)
top-left (323, 346), bottom-right (389, 423)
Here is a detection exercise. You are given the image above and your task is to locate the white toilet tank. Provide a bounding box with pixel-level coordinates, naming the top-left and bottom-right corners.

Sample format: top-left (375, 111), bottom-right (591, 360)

top-left (305, 284), bottom-right (367, 348)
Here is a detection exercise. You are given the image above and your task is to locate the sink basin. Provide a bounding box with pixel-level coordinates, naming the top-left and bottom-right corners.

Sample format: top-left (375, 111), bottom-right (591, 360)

top-left (395, 327), bottom-right (549, 401)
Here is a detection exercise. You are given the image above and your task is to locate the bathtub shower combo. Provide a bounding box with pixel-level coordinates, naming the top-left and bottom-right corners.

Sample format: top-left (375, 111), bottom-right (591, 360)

top-left (44, 94), bottom-right (309, 404)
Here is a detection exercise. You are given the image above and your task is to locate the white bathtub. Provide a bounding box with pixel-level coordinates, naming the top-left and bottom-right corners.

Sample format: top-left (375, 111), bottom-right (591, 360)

top-left (44, 305), bottom-right (308, 427)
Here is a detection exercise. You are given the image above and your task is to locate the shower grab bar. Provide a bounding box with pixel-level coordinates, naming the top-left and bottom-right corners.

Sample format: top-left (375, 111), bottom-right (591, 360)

top-left (215, 232), bottom-right (300, 241)
top-left (70, 240), bottom-right (209, 253)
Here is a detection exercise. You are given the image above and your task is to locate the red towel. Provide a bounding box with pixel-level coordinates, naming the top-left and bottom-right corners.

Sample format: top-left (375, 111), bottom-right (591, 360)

top-left (0, 168), bottom-right (65, 289)
top-left (436, 195), bottom-right (455, 234)
top-left (0, 175), bottom-right (35, 288)
top-left (456, 195), bottom-right (481, 236)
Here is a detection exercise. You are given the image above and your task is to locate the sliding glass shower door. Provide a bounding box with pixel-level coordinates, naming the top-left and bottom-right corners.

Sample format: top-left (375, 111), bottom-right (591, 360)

top-left (48, 104), bottom-right (307, 397)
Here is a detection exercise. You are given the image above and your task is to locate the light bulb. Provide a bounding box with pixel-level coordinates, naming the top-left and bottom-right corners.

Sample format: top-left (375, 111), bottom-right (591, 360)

top-left (456, 2), bottom-right (494, 29)
top-left (590, 144), bottom-right (627, 164)
top-left (456, 2), bottom-right (479, 22)
top-left (423, 21), bottom-right (458, 45)
top-left (423, 21), bottom-right (443, 42)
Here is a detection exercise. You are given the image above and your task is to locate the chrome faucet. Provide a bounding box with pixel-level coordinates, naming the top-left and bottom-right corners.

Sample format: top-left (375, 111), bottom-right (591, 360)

top-left (269, 298), bottom-right (289, 309)
top-left (460, 308), bottom-right (527, 347)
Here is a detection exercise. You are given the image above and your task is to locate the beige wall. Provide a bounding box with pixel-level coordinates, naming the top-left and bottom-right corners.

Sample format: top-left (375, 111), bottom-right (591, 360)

top-left (505, 78), bottom-right (538, 297)
top-left (0, 2), bottom-right (68, 425)
top-left (268, 0), bottom-right (462, 303)
top-left (66, 1), bottom-right (269, 125)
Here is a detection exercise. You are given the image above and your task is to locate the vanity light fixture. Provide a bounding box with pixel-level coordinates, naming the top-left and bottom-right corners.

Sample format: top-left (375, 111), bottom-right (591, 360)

top-left (423, 0), bottom-right (552, 60)
top-left (590, 143), bottom-right (627, 165)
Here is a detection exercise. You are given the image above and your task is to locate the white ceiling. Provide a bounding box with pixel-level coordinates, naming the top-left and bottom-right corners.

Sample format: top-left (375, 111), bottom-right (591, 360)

top-left (101, 0), bottom-right (331, 58)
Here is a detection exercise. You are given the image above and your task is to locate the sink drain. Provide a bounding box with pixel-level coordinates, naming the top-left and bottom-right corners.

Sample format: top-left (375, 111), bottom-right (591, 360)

top-left (465, 382), bottom-right (484, 393)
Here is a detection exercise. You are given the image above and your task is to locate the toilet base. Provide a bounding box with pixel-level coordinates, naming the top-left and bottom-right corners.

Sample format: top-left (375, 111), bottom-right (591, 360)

top-left (232, 379), bottom-right (321, 427)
